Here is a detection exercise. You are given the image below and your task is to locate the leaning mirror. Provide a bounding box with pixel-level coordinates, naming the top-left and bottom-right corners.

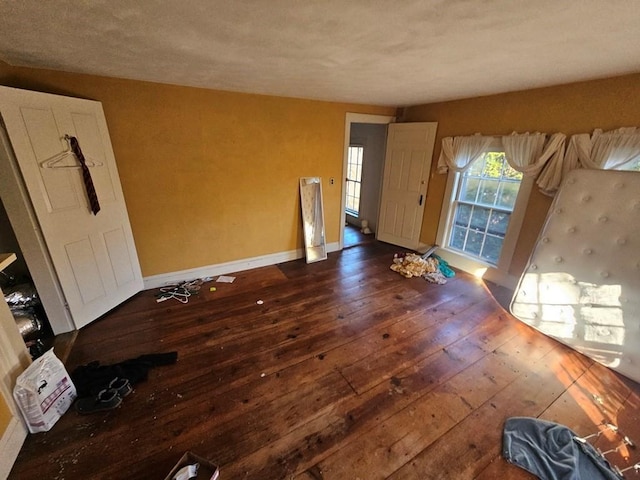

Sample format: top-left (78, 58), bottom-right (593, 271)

top-left (299, 177), bottom-right (327, 263)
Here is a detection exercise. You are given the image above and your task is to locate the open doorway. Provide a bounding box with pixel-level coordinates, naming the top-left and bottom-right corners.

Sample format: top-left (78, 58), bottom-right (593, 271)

top-left (341, 113), bottom-right (395, 249)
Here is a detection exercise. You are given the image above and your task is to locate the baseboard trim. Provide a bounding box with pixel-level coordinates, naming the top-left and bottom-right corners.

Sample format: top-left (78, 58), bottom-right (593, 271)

top-left (0, 416), bottom-right (28, 479)
top-left (143, 242), bottom-right (341, 290)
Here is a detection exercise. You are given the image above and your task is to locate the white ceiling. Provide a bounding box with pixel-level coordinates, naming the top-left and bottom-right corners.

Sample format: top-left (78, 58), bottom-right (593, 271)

top-left (1, 0), bottom-right (639, 107)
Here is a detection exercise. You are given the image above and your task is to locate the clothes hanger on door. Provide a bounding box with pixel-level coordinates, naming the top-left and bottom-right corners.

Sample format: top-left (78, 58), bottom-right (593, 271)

top-left (40, 134), bottom-right (104, 169)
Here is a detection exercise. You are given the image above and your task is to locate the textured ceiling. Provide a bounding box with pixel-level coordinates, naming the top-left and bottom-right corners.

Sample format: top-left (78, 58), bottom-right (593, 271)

top-left (0, 0), bottom-right (639, 106)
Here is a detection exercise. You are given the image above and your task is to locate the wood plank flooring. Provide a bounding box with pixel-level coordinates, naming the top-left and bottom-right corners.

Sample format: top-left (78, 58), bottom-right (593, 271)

top-left (9, 240), bottom-right (640, 479)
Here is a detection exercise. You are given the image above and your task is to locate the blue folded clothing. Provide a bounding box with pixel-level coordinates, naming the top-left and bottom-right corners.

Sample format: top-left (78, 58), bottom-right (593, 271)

top-left (503, 417), bottom-right (622, 480)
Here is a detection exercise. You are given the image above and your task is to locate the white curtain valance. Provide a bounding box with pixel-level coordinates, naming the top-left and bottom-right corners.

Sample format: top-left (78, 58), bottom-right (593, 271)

top-left (502, 132), bottom-right (566, 180)
top-left (538, 127), bottom-right (640, 195)
top-left (437, 134), bottom-right (494, 173)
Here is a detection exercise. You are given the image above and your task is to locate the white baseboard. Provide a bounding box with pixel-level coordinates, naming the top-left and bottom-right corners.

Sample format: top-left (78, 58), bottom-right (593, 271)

top-left (0, 416), bottom-right (28, 479)
top-left (143, 242), bottom-right (341, 290)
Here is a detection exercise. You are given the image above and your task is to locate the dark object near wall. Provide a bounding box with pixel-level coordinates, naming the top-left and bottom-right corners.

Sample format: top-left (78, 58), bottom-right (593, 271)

top-left (5, 281), bottom-right (52, 358)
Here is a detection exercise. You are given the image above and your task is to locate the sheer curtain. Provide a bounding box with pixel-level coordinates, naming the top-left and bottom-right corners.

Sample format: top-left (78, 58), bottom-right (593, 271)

top-left (437, 134), bottom-right (494, 173)
top-left (538, 127), bottom-right (640, 194)
top-left (502, 132), bottom-right (566, 181)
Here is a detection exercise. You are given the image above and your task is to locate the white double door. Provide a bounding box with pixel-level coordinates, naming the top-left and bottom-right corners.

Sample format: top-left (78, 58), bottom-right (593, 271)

top-left (0, 86), bottom-right (142, 332)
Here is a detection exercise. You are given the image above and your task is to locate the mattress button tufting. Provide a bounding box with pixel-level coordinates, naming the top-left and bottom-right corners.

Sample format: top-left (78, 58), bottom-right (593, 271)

top-left (598, 216), bottom-right (608, 223)
top-left (530, 264), bottom-right (537, 270)
top-left (555, 208), bottom-right (563, 214)
top-left (601, 271), bottom-right (610, 278)
top-left (555, 256), bottom-right (563, 263)
top-left (583, 248), bottom-right (592, 255)
top-left (617, 237), bottom-right (627, 245)
top-left (581, 195), bottom-right (591, 203)
top-left (542, 237), bottom-right (549, 243)
top-left (568, 227), bottom-right (576, 233)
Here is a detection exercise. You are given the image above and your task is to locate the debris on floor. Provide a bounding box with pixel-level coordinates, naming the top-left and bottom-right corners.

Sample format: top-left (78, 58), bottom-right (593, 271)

top-left (156, 279), bottom-right (203, 303)
top-left (390, 252), bottom-right (455, 284)
top-left (216, 275), bottom-right (236, 283)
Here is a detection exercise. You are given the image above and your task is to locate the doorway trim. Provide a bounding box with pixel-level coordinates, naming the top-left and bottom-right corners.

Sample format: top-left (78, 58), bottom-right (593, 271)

top-left (341, 113), bottom-right (395, 249)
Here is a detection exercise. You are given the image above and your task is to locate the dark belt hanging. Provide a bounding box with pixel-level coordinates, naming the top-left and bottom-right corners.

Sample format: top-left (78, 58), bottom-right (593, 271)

top-left (68, 135), bottom-right (101, 215)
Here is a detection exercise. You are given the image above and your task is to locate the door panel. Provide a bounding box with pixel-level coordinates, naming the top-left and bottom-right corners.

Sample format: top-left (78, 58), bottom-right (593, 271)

top-left (0, 86), bottom-right (143, 329)
top-left (21, 106), bottom-right (81, 211)
top-left (70, 111), bottom-right (117, 204)
top-left (104, 227), bottom-right (136, 287)
top-left (377, 122), bottom-right (437, 249)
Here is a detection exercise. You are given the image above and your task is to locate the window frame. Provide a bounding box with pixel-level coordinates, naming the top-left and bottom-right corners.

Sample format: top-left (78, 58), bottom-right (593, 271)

top-left (435, 138), bottom-right (533, 286)
top-left (345, 144), bottom-right (364, 216)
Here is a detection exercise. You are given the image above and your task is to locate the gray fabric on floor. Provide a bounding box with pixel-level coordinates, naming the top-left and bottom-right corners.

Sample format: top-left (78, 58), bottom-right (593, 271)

top-left (503, 417), bottom-right (622, 480)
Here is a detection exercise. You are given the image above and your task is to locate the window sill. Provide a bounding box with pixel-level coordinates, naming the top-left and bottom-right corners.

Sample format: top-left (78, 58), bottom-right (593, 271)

top-left (435, 247), bottom-right (519, 290)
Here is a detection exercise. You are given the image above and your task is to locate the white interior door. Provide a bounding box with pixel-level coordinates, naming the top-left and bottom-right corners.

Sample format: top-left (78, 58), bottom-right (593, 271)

top-left (377, 122), bottom-right (437, 250)
top-left (0, 86), bottom-right (143, 329)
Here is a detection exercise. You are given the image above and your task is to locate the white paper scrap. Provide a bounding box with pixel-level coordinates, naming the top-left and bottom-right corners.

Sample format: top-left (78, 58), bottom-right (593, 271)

top-left (216, 275), bottom-right (236, 283)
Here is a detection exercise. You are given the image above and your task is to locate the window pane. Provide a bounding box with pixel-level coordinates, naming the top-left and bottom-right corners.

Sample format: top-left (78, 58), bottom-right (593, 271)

top-left (481, 235), bottom-right (503, 264)
top-left (487, 210), bottom-right (510, 236)
top-left (465, 231), bottom-right (483, 255)
top-left (460, 177), bottom-right (480, 203)
top-left (454, 203), bottom-right (471, 227)
top-left (482, 152), bottom-right (504, 178)
top-left (478, 179), bottom-right (499, 206)
top-left (469, 206), bottom-right (489, 230)
top-left (451, 226), bottom-right (466, 250)
top-left (497, 181), bottom-right (520, 208)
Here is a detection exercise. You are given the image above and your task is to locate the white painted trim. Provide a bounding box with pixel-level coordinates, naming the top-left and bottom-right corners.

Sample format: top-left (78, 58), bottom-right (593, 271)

top-left (435, 168), bottom-right (458, 251)
top-left (143, 242), bottom-right (341, 290)
top-left (0, 416), bottom-right (28, 479)
top-left (435, 247), bottom-right (519, 289)
top-left (341, 113), bottom-right (395, 250)
top-left (0, 125), bottom-right (75, 335)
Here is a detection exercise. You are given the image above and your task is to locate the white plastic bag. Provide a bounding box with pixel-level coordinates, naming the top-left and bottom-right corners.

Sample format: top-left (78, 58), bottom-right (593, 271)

top-left (13, 348), bottom-right (77, 433)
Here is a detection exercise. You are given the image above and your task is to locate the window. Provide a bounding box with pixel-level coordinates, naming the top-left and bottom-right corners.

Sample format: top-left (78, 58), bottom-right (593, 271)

top-left (437, 139), bottom-right (533, 285)
top-left (448, 152), bottom-right (523, 266)
top-left (346, 145), bottom-right (363, 215)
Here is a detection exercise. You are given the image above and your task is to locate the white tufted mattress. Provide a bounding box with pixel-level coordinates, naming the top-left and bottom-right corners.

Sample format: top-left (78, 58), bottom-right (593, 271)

top-left (511, 169), bottom-right (640, 383)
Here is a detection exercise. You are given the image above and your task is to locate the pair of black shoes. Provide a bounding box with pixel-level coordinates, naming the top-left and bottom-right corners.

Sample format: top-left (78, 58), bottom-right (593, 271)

top-left (75, 377), bottom-right (132, 414)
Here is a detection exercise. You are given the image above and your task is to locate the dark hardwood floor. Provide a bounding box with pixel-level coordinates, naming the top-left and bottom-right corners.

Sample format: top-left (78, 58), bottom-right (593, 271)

top-left (343, 223), bottom-right (373, 248)
top-left (9, 240), bottom-right (640, 479)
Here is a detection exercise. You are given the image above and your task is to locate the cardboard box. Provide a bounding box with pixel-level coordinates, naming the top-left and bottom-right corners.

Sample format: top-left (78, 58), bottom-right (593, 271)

top-left (164, 452), bottom-right (219, 480)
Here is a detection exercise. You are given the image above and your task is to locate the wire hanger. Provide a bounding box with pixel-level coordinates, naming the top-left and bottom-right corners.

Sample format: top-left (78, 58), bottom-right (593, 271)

top-left (41, 134), bottom-right (104, 169)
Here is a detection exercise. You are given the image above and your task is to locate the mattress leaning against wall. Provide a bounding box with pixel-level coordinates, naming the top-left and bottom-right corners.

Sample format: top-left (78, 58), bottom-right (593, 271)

top-left (511, 169), bottom-right (640, 383)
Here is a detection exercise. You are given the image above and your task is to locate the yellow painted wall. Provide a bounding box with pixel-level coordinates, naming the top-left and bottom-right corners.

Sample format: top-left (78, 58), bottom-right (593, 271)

top-left (0, 62), bottom-right (394, 276)
top-left (0, 394), bottom-right (11, 435)
top-left (402, 73), bottom-right (640, 277)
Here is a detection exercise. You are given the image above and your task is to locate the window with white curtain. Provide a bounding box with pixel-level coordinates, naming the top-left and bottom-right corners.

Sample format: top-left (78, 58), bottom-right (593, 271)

top-left (437, 138), bottom-right (533, 283)
top-left (449, 151), bottom-right (523, 265)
